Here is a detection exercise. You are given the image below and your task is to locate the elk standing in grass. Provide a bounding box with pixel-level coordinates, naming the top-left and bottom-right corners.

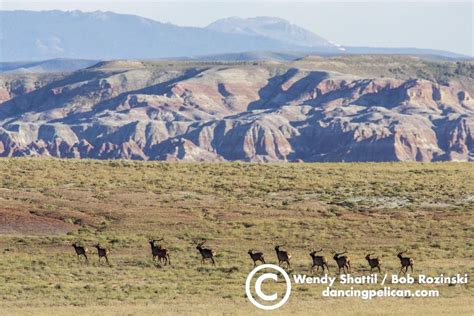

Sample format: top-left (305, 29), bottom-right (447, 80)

top-left (274, 244), bottom-right (291, 269)
top-left (94, 244), bottom-right (110, 266)
top-left (149, 238), bottom-right (171, 265)
top-left (333, 251), bottom-right (351, 274)
top-left (194, 239), bottom-right (216, 266)
top-left (248, 249), bottom-right (265, 267)
top-left (365, 252), bottom-right (382, 273)
top-left (310, 249), bottom-right (329, 274)
top-left (397, 250), bottom-right (414, 275)
top-left (72, 242), bottom-right (89, 263)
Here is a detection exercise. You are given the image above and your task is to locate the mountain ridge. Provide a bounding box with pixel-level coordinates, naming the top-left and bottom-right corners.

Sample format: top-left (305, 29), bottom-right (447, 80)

top-left (0, 10), bottom-right (332, 62)
top-left (0, 10), bottom-right (469, 62)
top-left (0, 56), bottom-right (473, 162)
top-left (0, 58), bottom-right (100, 73)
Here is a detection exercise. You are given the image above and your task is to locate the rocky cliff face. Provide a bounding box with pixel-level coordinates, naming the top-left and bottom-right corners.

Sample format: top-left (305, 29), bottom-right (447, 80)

top-left (0, 56), bottom-right (473, 162)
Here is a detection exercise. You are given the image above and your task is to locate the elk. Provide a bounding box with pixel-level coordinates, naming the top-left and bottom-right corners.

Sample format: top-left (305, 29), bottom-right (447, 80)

top-left (193, 239), bottom-right (216, 266)
top-left (333, 251), bottom-right (351, 274)
top-left (149, 238), bottom-right (171, 265)
top-left (94, 244), bottom-right (110, 266)
top-left (309, 249), bottom-right (329, 274)
top-left (397, 250), bottom-right (414, 274)
top-left (248, 249), bottom-right (265, 267)
top-left (274, 244), bottom-right (291, 269)
top-left (71, 242), bottom-right (89, 263)
top-left (365, 252), bottom-right (382, 273)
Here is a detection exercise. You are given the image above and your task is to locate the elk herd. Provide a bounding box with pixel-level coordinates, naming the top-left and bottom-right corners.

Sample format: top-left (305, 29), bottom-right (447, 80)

top-left (72, 240), bottom-right (415, 275)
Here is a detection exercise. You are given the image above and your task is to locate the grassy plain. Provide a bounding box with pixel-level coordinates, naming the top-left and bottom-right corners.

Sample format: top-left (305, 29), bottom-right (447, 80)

top-left (0, 159), bottom-right (472, 315)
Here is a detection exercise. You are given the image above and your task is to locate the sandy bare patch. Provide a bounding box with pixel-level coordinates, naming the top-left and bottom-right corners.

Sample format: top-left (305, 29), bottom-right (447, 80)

top-left (0, 208), bottom-right (75, 235)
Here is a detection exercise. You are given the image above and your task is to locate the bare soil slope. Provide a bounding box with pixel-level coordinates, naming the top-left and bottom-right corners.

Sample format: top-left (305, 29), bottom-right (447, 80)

top-left (1, 56), bottom-right (473, 161)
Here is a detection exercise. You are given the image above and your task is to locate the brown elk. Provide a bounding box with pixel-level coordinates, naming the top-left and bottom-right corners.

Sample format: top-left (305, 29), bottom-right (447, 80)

top-left (71, 242), bottom-right (89, 263)
top-left (365, 252), bottom-right (382, 273)
top-left (193, 239), bottom-right (216, 266)
top-left (248, 249), bottom-right (265, 267)
top-left (149, 238), bottom-right (171, 265)
top-left (309, 249), bottom-right (329, 274)
top-left (333, 251), bottom-right (351, 274)
top-left (274, 244), bottom-right (291, 268)
top-left (397, 250), bottom-right (414, 274)
top-left (94, 244), bottom-right (110, 266)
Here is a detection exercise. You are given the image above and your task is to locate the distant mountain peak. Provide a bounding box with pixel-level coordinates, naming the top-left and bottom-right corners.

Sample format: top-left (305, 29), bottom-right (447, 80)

top-left (213, 16), bottom-right (289, 25)
top-left (206, 16), bottom-right (336, 49)
top-left (0, 10), bottom-right (467, 62)
top-left (1, 10), bottom-right (331, 61)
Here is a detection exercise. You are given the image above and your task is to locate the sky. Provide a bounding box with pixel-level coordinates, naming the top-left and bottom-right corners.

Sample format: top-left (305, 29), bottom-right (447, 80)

top-left (1, 0), bottom-right (473, 56)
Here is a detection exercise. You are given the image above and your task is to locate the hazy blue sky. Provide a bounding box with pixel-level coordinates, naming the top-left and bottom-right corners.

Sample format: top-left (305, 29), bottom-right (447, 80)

top-left (2, 0), bottom-right (473, 56)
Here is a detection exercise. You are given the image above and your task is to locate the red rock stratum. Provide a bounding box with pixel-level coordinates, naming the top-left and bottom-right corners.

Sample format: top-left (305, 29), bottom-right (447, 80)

top-left (0, 56), bottom-right (473, 161)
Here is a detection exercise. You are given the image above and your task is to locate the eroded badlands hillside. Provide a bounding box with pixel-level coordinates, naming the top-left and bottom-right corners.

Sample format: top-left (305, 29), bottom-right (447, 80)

top-left (0, 56), bottom-right (473, 161)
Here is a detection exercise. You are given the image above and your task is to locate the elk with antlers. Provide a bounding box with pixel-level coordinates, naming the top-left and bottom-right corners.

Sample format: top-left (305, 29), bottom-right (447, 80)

top-left (309, 249), bottom-right (329, 274)
top-left (397, 250), bottom-right (414, 274)
top-left (94, 244), bottom-right (110, 266)
top-left (274, 244), bottom-right (291, 269)
top-left (365, 252), bottom-right (382, 273)
top-left (333, 250), bottom-right (351, 274)
top-left (193, 239), bottom-right (216, 266)
top-left (149, 237), bottom-right (171, 265)
top-left (71, 242), bottom-right (89, 263)
top-left (248, 249), bottom-right (265, 267)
